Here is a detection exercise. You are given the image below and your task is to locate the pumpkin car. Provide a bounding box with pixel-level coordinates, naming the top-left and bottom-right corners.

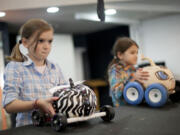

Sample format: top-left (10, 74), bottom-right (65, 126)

top-left (31, 78), bottom-right (115, 131)
top-left (123, 56), bottom-right (176, 107)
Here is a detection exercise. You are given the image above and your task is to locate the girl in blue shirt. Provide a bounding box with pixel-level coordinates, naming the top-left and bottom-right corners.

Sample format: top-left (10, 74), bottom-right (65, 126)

top-left (108, 37), bottom-right (149, 107)
top-left (3, 19), bottom-right (66, 127)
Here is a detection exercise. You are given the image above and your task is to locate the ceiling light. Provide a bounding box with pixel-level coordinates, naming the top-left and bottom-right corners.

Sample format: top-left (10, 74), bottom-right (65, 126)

top-left (105, 9), bottom-right (116, 15)
top-left (0, 12), bottom-right (6, 17)
top-left (47, 7), bottom-right (59, 13)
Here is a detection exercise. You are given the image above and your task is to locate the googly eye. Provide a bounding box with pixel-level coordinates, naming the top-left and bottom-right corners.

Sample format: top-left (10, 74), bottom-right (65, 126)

top-left (155, 71), bottom-right (169, 80)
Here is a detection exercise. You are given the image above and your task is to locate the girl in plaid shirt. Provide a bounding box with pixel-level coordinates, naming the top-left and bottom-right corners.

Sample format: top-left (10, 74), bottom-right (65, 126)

top-left (108, 37), bottom-right (149, 107)
top-left (3, 19), bottom-right (66, 127)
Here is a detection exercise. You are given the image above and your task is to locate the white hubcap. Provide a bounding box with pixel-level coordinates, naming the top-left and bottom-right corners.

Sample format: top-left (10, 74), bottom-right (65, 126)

top-left (126, 87), bottom-right (139, 101)
top-left (149, 89), bottom-right (162, 103)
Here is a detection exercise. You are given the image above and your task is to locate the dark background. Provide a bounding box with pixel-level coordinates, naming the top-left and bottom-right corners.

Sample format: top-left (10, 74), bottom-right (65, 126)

top-left (73, 25), bottom-right (129, 80)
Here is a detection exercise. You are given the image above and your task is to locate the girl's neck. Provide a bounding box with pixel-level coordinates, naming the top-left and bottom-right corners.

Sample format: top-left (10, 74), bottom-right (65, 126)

top-left (35, 61), bottom-right (46, 66)
top-left (119, 61), bottom-right (127, 66)
top-left (119, 61), bottom-right (133, 67)
top-left (28, 54), bottom-right (45, 66)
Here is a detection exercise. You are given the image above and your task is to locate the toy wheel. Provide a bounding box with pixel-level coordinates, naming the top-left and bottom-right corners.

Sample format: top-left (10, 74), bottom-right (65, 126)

top-left (51, 114), bottom-right (67, 132)
top-left (123, 82), bottom-right (144, 105)
top-left (52, 101), bottom-right (59, 113)
top-left (32, 110), bottom-right (44, 126)
top-left (145, 83), bottom-right (168, 107)
top-left (100, 105), bottom-right (115, 122)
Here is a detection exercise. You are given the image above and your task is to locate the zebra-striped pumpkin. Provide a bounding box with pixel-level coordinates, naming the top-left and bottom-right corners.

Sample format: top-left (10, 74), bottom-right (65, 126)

top-left (52, 84), bottom-right (97, 118)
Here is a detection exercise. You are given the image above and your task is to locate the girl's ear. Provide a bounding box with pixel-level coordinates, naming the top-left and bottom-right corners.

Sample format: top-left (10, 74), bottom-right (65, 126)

top-left (117, 51), bottom-right (123, 60)
top-left (21, 38), bottom-right (29, 48)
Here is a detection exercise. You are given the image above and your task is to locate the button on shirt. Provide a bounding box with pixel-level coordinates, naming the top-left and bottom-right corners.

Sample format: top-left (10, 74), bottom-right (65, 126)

top-left (3, 57), bottom-right (67, 127)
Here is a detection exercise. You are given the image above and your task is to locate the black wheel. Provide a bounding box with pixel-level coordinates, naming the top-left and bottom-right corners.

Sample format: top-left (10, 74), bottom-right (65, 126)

top-left (52, 101), bottom-right (59, 113)
top-left (32, 110), bottom-right (44, 126)
top-left (51, 114), bottom-right (67, 132)
top-left (100, 105), bottom-right (115, 122)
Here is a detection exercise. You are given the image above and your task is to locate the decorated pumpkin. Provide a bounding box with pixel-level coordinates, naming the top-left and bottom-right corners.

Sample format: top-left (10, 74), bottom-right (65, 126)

top-left (50, 78), bottom-right (97, 117)
top-left (141, 56), bottom-right (175, 94)
top-left (123, 56), bottom-right (176, 107)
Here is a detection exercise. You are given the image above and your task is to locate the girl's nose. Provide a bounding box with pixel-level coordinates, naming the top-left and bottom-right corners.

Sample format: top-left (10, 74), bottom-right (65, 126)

top-left (135, 55), bottom-right (137, 59)
top-left (43, 41), bottom-right (50, 48)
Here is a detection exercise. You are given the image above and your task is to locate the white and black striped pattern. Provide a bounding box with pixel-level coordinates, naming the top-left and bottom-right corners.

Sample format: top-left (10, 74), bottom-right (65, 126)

top-left (52, 84), bottom-right (97, 118)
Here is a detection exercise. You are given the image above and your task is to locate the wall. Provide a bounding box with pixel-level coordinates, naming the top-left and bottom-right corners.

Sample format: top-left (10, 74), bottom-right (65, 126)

top-left (0, 49), bottom-right (4, 88)
top-left (74, 47), bottom-right (86, 81)
top-left (0, 32), bottom-right (4, 88)
top-left (130, 14), bottom-right (180, 80)
top-left (86, 26), bottom-right (129, 79)
top-left (48, 34), bottom-right (82, 82)
top-left (48, 34), bottom-right (75, 81)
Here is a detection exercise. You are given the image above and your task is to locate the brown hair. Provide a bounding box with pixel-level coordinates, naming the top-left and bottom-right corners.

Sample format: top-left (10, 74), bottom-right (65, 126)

top-left (7, 19), bottom-right (53, 62)
top-left (108, 37), bottom-right (139, 70)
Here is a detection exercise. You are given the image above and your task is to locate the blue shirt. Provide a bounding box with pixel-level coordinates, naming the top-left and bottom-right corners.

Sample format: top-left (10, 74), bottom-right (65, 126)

top-left (2, 57), bottom-right (66, 127)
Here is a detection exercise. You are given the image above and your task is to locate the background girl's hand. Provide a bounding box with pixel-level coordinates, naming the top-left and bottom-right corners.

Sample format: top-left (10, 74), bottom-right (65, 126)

top-left (134, 68), bottom-right (149, 83)
top-left (36, 97), bottom-right (59, 117)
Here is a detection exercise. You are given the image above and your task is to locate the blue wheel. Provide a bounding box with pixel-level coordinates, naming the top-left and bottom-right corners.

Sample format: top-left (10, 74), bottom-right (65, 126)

top-left (145, 83), bottom-right (168, 107)
top-left (123, 82), bottom-right (144, 105)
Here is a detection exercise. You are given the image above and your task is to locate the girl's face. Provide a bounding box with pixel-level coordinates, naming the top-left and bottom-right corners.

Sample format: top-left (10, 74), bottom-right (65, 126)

top-left (117, 44), bottom-right (138, 65)
top-left (25, 30), bottom-right (53, 62)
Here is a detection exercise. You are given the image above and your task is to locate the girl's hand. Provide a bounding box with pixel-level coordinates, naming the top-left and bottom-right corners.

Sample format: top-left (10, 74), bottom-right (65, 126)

top-left (36, 97), bottom-right (59, 117)
top-left (134, 68), bottom-right (149, 83)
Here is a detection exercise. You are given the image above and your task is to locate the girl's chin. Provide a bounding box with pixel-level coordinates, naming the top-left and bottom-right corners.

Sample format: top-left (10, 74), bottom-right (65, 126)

top-left (40, 54), bottom-right (48, 58)
top-left (130, 62), bottom-right (137, 65)
top-left (38, 56), bottom-right (48, 60)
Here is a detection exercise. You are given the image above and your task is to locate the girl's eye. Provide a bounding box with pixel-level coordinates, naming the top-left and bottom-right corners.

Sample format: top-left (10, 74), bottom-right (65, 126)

top-left (131, 51), bottom-right (138, 54)
top-left (38, 39), bottom-right (53, 44)
top-left (38, 39), bottom-right (44, 43)
top-left (48, 40), bottom-right (53, 44)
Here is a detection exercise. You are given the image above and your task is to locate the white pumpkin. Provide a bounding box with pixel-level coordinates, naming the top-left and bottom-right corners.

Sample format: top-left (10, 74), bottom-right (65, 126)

top-left (141, 56), bottom-right (175, 94)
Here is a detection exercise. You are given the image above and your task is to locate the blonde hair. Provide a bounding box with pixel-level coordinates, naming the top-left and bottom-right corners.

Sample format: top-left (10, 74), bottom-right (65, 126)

top-left (7, 19), bottom-right (53, 62)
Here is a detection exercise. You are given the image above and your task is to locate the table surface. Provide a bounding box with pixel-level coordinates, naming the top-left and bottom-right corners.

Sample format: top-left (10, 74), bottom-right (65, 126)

top-left (1, 102), bottom-right (180, 135)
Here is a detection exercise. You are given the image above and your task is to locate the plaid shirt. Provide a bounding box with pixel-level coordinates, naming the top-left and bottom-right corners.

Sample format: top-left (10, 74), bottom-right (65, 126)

top-left (3, 57), bottom-right (66, 127)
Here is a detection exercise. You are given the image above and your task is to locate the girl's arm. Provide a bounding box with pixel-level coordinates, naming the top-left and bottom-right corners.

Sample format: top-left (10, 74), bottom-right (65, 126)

top-left (4, 97), bottom-right (59, 117)
top-left (4, 99), bottom-right (34, 113)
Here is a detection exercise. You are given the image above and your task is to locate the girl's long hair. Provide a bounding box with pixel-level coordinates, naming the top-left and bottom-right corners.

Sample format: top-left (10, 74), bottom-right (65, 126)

top-left (107, 37), bottom-right (139, 71)
top-left (7, 19), bottom-right (53, 62)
